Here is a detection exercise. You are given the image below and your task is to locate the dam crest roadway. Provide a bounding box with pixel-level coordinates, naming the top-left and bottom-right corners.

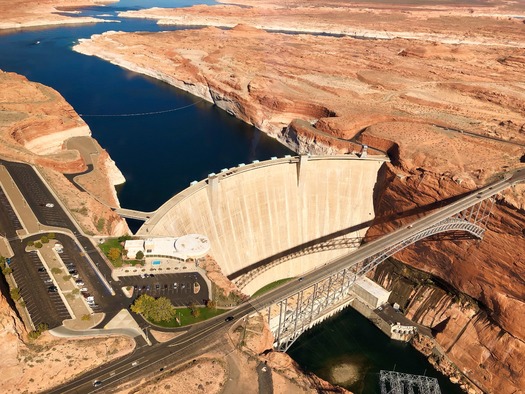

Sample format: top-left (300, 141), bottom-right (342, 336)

top-left (128, 154), bottom-right (522, 351)
top-left (42, 156), bottom-right (524, 392)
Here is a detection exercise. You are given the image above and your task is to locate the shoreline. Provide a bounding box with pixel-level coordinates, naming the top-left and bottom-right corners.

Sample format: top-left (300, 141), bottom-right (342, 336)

top-left (0, 0), bottom-right (119, 31)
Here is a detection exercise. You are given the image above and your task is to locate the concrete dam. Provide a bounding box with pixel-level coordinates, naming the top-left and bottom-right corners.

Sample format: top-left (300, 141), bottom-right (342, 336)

top-left (138, 155), bottom-right (388, 295)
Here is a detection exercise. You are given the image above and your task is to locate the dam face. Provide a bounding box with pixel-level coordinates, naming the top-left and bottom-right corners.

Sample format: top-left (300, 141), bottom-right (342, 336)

top-left (138, 155), bottom-right (387, 295)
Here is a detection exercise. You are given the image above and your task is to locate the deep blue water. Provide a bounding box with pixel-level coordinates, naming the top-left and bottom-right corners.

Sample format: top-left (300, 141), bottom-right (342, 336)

top-left (0, 2), bottom-right (463, 392)
top-left (0, 1), bottom-right (293, 213)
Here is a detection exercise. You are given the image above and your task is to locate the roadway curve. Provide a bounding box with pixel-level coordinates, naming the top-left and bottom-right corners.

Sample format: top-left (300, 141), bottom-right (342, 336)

top-left (45, 168), bottom-right (525, 393)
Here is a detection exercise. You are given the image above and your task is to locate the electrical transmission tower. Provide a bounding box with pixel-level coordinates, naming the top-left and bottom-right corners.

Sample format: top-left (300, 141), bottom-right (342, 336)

top-left (380, 370), bottom-right (442, 394)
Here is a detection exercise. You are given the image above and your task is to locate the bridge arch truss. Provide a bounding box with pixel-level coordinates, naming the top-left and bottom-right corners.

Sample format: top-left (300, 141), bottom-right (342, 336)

top-left (264, 197), bottom-right (494, 352)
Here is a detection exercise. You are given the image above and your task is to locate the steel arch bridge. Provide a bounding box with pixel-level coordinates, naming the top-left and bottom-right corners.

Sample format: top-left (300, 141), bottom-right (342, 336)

top-left (260, 194), bottom-right (495, 352)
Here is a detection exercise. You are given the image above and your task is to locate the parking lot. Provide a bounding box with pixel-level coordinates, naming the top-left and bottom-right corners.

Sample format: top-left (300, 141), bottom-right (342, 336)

top-left (10, 248), bottom-right (71, 329)
top-left (5, 161), bottom-right (72, 228)
top-left (119, 272), bottom-right (209, 307)
top-left (0, 186), bottom-right (23, 232)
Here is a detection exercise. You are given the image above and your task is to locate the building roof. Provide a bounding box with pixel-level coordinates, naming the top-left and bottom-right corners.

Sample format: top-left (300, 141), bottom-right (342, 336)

top-left (355, 277), bottom-right (391, 300)
top-left (175, 234), bottom-right (210, 257)
top-left (124, 239), bottom-right (144, 250)
top-left (125, 234), bottom-right (210, 260)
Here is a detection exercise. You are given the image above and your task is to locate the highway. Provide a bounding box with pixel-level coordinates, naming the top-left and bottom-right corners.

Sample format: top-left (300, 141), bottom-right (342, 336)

top-left (44, 167), bottom-right (525, 393)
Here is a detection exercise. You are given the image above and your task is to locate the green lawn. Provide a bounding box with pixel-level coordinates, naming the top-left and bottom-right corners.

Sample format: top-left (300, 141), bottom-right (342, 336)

top-left (98, 237), bottom-right (144, 267)
top-left (150, 307), bottom-right (228, 328)
top-left (251, 278), bottom-right (294, 298)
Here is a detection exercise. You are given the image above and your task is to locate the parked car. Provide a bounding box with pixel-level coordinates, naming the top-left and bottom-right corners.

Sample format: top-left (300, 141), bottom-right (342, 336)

top-left (75, 279), bottom-right (84, 286)
top-left (38, 267), bottom-right (46, 272)
top-left (48, 286), bottom-right (58, 293)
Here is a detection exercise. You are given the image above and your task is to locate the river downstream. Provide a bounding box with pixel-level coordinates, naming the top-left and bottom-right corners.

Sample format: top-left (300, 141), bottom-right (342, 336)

top-left (0, 1), bottom-right (463, 392)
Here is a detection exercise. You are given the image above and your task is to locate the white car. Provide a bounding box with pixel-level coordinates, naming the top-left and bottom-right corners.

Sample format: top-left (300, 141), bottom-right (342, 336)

top-left (45, 203), bottom-right (54, 208)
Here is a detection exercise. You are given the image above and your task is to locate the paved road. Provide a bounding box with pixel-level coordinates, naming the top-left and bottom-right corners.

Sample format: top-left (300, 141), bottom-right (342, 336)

top-left (0, 182), bottom-right (71, 329)
top-left (44, 167), bottom-right (525, 393)
top-left (1, 159), bottom-right (211, 332)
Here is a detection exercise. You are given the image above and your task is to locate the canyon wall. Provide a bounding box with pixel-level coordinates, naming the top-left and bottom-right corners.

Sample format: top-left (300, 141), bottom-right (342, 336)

top-left (0, 0), bottom-right (117, 30)
top-left (70, 2), bottom-right (525, 390)
top-left (0, 70), bottom-right (128, 236)
top-left (372, 259), bottom-right (525, 393)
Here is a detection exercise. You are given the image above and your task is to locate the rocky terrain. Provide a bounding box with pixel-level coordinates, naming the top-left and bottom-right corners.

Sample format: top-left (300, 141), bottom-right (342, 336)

top-left (0, 69), bottom-right (129, 236)
top-left (116, 315), bottom-right (349, 394)
top-left (0, 0), bottom-right (117, 30)
top-left (0, 68), bottom-right (133, 392)
top-left (372, 259), bottom-right (525, 394)
top-left (72, 0), bottom-right (525, 392)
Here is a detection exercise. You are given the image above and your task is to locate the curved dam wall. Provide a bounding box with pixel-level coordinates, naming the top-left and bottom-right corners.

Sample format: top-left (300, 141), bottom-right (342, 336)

top-left (138, 155), bottom-right (387, 295)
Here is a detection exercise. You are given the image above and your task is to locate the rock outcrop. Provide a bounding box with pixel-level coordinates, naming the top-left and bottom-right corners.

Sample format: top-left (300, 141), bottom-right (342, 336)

top-left (0, 69), bottom-right (128, 236)
top-left (372, 259), bottom-right (525, 393)
top-left (70, 0), bottom-right (525, 391)
top-left (0, 0), bottom-right (117, 30)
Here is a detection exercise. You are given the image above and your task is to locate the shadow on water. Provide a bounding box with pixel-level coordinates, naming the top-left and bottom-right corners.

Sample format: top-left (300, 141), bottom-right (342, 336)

top-left (288, 307), bottom-right (465, 394)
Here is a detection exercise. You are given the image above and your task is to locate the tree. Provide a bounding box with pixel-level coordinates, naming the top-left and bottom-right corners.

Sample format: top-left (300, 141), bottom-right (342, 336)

top-left (10, 287), bottom-right (21, 301)
top-left (34, 242), bottom-right (42, 249)
top-left (131, 295), bottom-right (177, 322)
top-left (40, 235), bottom-right (49, 244)
top-left (47, 233), bottom-right (55, 240)
top-left (206, 299), bottom-right (216, 310)
top-left (131, 294), bottom-right (156, 316)
top-left (108, 247), bottom-right (121, 262)
top-left (149, 297), bottom-right (177, 322)
top-left (136, 250), bottom-right (144, 260)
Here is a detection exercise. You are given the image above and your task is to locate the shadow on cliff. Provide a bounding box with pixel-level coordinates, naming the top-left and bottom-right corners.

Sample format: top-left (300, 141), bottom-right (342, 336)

top-left (369, 163), bottom-right (478, 239)
top-left (229, 165), bottom-right (478, 281)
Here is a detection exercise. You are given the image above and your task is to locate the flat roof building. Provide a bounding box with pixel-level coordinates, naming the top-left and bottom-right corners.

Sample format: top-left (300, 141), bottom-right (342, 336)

top-left (354, 277), bottom-right (391, 309)
top-left (124, 234), bottom-right (210, 260)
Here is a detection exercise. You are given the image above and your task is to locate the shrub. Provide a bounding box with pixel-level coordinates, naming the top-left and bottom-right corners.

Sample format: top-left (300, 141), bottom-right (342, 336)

top-left (10, 287), bottom-right (21, 301)
top-left (108, 247), bottom-right (121, 262)
top-left (96, 218), bottom-right (105, 232)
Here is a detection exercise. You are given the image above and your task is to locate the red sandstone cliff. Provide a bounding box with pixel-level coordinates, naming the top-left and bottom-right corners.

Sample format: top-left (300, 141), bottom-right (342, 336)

top-left (372, 259), bottom-right (525, 393)
top-left (0, 70), bottom-right (128, 236)
top-left (69, 1), bottom-right (525, 391)
top-left (0, 0), bottom-right (118, 30)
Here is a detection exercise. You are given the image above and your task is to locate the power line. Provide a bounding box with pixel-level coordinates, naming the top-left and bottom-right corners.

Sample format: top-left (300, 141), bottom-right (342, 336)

top-left (79, 99), bottom-right (205, 118)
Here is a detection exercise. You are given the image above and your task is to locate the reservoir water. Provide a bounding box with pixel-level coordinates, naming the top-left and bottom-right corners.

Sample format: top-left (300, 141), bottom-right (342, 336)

top-left (0, 1), bottom-right (463, 392)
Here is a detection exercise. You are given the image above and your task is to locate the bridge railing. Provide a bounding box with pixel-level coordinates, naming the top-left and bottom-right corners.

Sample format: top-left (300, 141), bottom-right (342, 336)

top-left (267, 197), bottom-right (495, 352)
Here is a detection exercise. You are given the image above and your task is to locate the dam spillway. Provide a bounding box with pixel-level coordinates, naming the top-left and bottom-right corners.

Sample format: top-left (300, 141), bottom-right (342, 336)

top-left (138, 155), bottom-right (388, 294)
